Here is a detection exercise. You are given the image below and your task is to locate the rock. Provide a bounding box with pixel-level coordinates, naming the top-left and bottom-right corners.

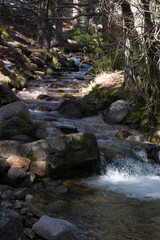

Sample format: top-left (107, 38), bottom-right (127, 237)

top-left (0, 209), bottom-right (23, 240)
top-left (42, 179), bottom-right (68, 194)
top-left (1, 190), bottom-right (15, 200)
top-left (37, 94), bottom-right (49, 100)
top-left (0, 157), bottom-right (10, 180)
top-left (0, 140), bottom-right (23, 159)
top-left (24, 133), bottom-right (100, 178)
top-left (10, 134), bottom-right (30, 142)
top-left (116, 131), bottom-right (130, 140)
top-left (46, 67), bottom-right (54, 75)
top-left (30, 161), bottom-right (52, 178)
top-left (14, 188), bottom-right (28, 200)
top-left (25, 194), bottom-right (44, 217)
top-left (103, 100), bottom-right (130, 124)
top-left (23, 228), bottom-right (35, 239)
top-left (32, 215), bottom-right (75, 240)
top-left (59, 56), bottom-right (75, 68)
top-left (58, 99), bottom-right (98, 119)
top-left (0, 84), bottom-right (19, 107)
top-left (140, 143), bottom-right (160, 164)
top-left (20, 208), bottom-right (28, 215)
top-left (0, 116), bottom-right (33, 140)
top-left (14, 200), bottom-right (24, 209)
top-left (44, 200), bottom-right (66, 214)
top-left (58, 100), bottom-right (82, 119)
top-left (1, 201), bottom-right (13, 208)
top-left (7, 167), bottom-right (27, 184)
top-left (0, 101), bottom-right (31, 123)
top-left (7, 156), bottom-right (31, 171)
top-left (34, 121), bottom-right (61, 140)
top-left (62, 94), bottom-right (76, 100)
top-left (38, 106), bottom-right (53, 112)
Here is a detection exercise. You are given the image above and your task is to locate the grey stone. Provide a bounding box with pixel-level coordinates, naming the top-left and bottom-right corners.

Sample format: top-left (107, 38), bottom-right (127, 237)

top-left (0, 117), bottom-right (33, 140)
top-left (0, 101), bottom-right (31, 123)
top-left (44, 200), bottom-right (66, 214)
top-left (20, 208), bottom-right (28, 215)
top-left (0, 140), bottom-right (23, 159)
top-left (30, 161), bottom-right (52, 177)
top-left (58, 99), bottom-right (98, 119)
top-left (14, 200), bottom-right (24, 209)
top-left (23, 228), bottom-right (35, 239)
top-left (103, 99), bottom-right (130, 124)
top-left (32, 215), bottom-right (75, 240)
top-left (25, 194), bottom-right (44, 217)
top-left (0, 157), bottom-right (10, 180)
top-left (2, 190), bottom-right (15, 200)
top-left (0, 84), bottom-right (19, 107)
top-left (14, 188), bottom-right (28, 200)
top-left (24, 133), bottom-right (100, 178)
top-left (0, 209), bottom-right (23, 240)
top-left (1, 201), bottom-right (13, 208)
top-left (7, 167), bottom-right (27, 184)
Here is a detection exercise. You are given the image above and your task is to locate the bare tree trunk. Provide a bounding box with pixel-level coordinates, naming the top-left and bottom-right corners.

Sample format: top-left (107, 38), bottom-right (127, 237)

top-left (54, 0), bottom-right (63, 45)
top-left (37, 0), bottom-right (52, 51)
top-left (121, 0), bottom-right (139, 86)
top-left (72, 0), bottom-right (79, 29)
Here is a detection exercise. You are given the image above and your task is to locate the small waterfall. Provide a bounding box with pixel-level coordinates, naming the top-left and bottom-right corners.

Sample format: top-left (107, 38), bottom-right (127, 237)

top-left (84, 148), bottom-right (160, 200)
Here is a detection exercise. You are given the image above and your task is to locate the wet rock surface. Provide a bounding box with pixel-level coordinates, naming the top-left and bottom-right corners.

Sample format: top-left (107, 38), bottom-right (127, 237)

top-left (32, 215), bottom-right (75, 240)
top-left (103, 99), bottom-right (130, 124)
top-left (0, 84), bottom-right (19, 107)
top-left (0, 209), bottom-right (23, 240)
top-left (24, 132), bottom-right (100, 178)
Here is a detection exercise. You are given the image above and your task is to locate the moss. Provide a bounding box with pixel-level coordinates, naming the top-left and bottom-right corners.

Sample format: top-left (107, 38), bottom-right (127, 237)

top-left (15, 73), bottom-right (28, 88)
top-left (26, 154), bottom-right (37, 162)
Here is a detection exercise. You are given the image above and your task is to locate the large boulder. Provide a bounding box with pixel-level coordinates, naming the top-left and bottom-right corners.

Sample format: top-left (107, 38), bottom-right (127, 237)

top-left (0, 101), bottom-right (32, 140)
top-left (32, 215), bottom-right (75, 240)
top-left (58, 99), bottom-right (98, 119)
top-left (0, 101), bottom-right (31, 123)
top-left (0, 84), bottom-right (19, 108)
top-left (24, 133), bottom-right (100, 178)
top-left (103, 99), bottom-right (130, 124)
top-left (0, 209), bottom-right (23, 240)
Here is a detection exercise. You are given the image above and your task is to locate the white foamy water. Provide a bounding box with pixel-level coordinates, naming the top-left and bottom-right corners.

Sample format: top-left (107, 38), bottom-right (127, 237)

top-left (18, 90), bottom-right (44, 99)
top-left (84, 150), bottom-right (160, 201)
top-left (85, 173), bottom-right (160, 200)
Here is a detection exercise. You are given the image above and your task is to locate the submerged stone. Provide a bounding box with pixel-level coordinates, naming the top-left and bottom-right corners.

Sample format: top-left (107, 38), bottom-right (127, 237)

top-left (32, 215), bottom-right (75, 240)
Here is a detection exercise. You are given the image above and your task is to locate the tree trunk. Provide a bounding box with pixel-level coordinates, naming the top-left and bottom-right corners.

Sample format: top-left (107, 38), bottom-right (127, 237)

top-left (121, 0), bottom-right (139, 86)
top-left (72, 0), bottom-right (79, 29)
top-left (54, 0), bottom-right (63, 45)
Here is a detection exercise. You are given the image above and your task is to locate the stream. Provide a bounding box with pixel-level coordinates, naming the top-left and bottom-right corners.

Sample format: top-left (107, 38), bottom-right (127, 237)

top-left (17, 56), bottom-right (160, 240)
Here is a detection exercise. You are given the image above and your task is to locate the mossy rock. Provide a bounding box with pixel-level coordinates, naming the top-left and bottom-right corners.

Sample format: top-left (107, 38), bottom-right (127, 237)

top-left (58, 99), bottom-right (98, 119)
top-left (116, 131), bottom-right (130, 140)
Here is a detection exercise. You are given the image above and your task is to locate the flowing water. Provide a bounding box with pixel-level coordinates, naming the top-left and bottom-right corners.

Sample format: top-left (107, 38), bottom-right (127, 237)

top-left (17, 56), bottom-right (160, 240)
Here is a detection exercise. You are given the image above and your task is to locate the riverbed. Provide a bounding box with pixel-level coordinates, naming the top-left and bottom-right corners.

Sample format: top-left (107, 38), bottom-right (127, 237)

top-left (17, 56), bottom-right (160, 240)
